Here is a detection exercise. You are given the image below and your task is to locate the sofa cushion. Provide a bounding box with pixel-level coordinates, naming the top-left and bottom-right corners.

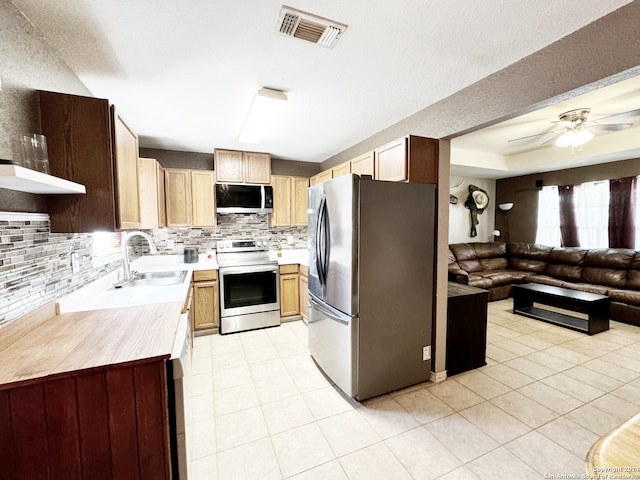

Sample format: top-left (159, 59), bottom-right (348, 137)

top-left (483, 270), bottom-right (528, 286)
top-left (609, 289), bottom-right (640, 307)
top-left (560, 282), bottom-right (610, 296)
top-left (479, 257), bottom-right (508, 271)
top-left (466, 274), bottom-right (492, 289)
top-left (508, 243), bottom-right (553, 273)
top-left (473, 242), bottom-right (507, 258)
top-left (545, 247), bottom-right (588, 281)
top-left (525, 275), bottom-right (566, 288)
top-left (581, 248), bottom-right (634, 289)
top-left (450, 243), bottom-right (482, 273)
top-left (583, 248), bottom-right (636, 269)
top-left (626, 252), bottom-right (640, 290)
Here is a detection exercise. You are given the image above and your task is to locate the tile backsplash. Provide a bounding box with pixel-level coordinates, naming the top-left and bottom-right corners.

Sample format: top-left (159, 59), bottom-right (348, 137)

top-left (0, 216), bottom-right (120, 326)
top-left (0, 212), bottom-right (308, 325)
top-left (146, 213), bottom-right (308, 253)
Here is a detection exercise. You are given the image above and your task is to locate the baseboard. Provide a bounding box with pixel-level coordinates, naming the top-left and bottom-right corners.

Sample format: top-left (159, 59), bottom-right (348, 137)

top-left (430, 370), bottom-right (447, 383)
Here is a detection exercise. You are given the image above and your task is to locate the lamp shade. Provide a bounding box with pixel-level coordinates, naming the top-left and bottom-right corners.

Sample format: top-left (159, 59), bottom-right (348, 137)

top-left (498, 202), bottom-right (514, 211)
top-left (238, 88), bottom-right (287, 144)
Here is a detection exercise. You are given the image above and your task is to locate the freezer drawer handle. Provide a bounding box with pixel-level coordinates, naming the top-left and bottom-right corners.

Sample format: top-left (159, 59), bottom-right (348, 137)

top-left (310, 296), bottom-right (352, 325)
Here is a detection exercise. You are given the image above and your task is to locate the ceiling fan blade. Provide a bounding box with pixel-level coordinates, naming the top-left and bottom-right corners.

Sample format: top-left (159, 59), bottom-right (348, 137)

top-left (541, 133), bottom-right (564, 146)
top-left (589, 123), bottom-right (633, 132)
top-left (507, 129), bottom-right (563, 142)
top-left (593, 108), bottom-right (640, 122)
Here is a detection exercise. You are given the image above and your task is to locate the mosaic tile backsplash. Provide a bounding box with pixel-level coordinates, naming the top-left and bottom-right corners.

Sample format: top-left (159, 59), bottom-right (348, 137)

top-left (0, 213), bottom-right (308, 325)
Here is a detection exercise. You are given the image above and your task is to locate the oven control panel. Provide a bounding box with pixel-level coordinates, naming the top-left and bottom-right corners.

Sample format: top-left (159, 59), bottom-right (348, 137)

top-left (217, 239), bottom-right (270, 252)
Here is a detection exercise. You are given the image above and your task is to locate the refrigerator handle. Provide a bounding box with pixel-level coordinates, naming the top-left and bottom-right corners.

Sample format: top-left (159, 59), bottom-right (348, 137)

top-left (315, 195), bottom-right (326, 286)
top-left (319, 195), bottom-right (330, 284)
top-left (310, 296), bottom-right (352, 325)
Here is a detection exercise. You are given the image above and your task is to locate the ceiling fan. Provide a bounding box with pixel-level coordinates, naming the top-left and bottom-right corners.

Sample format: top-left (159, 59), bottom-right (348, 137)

top-left (508, 107), bottom-right (640, 150)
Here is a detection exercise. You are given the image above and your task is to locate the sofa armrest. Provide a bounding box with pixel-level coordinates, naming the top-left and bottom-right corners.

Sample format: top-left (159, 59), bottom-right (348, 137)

top-left (448, 266), bottom-right (469, 284)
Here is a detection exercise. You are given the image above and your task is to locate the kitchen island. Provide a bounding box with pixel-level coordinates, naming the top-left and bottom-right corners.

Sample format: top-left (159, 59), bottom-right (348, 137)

top-left (0, 300), bottom-right (183, 479)
top-left (0, 253), bottom-right (210, 479)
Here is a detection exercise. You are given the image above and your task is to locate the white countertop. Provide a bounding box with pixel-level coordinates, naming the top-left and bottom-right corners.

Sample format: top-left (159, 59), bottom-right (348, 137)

top-left (57, 254), bottom-right (218, 313)
top-left (272, 248), bottom-right (309, 266)
top-left (57, 250), bottom-right (310, 314)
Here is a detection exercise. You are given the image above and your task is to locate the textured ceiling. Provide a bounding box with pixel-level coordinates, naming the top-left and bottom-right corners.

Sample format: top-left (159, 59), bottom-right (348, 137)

top-left (10, 0), bottom-right (634, 165)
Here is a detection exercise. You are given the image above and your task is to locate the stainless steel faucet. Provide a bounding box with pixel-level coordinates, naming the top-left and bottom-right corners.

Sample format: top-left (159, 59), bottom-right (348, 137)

top-left (121, 231), bottom-right (158, 281)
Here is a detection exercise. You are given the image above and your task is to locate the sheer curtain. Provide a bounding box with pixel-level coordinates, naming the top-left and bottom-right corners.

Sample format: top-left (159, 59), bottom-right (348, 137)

top-left (575, 181), bottom-right (609, 248)
top-left (535, 186), bottom-right (561, 247)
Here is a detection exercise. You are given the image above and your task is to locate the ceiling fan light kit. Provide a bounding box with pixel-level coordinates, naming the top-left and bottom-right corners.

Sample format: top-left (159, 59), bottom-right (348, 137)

top-left (507, 106), bottom-right (637, 152)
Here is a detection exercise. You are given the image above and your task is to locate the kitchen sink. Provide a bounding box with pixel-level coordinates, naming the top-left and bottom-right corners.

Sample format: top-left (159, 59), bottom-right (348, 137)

top-left (124, 270), bottom-right (188, 287)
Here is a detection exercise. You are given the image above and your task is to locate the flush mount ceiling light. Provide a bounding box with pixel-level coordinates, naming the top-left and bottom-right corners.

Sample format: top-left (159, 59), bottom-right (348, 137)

top-left (238, 88), bottom-right (287, 144)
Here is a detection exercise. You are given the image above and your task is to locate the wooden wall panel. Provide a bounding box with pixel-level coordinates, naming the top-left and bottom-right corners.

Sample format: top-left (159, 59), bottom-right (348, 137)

top-left (45, 377), bottom-right (82, 479)
top-left (134, 363), bottom-right (171, 479)
top-left (0, 390), bottom-right (16, 479)
top-left (77, 373), bottom-right (112, 480)
top-left (11, 384), bottom-right (49, 479)
top-left (0, 361), bottom-right (170, 479)
top-left (107, 368), bottom-right (140, 480)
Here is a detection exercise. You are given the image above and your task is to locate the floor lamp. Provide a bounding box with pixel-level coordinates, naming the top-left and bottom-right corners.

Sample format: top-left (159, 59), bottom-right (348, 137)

top-left (498, 202), bottom-right (514, 243)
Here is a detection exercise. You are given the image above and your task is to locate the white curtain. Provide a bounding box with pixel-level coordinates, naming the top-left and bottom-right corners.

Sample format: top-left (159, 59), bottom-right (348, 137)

top-left (575, 181), bottom-right (609, 248)
top-left (535, 186), bottom-right (561, 247)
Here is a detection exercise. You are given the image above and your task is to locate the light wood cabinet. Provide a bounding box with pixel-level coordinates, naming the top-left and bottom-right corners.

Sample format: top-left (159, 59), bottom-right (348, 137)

top-left (350, 151), bottom-right (375, 177)
top-left (375, 137), bottom-right (407, 182)
top-left (39, 91), bottom-right (142, 232)
top-left (299, 264), bottom-right (309, 320)
top-left (139, 157), bottom-right (165, 229)
top-left (309, 169), bottom-right (332, 186)
top-left (374, 135), bottom-right (438, 184)
top-left (214, 149), bottom-right (271, 184)
top-left (270, 175), bottom-right (309, 227)
top-left (112, 107), bottom-right (141, 229)
top-left (271, 175), bottom-right (291, 226)
top-left (164, 168), bottom-right (192, 227)
top-left (331, 161), bottom-right (351, 178)
top-left (191, 170), bottom-right (216, 227)
top-left (292, 177), bottom-right (309, 226)
top-left (157, 165), bottom-right (166, 228)
top-left (193, 269), bottom-right (219, 332)
top-left (243, 151), bottom-right (271, 183)
top-left (165, 169), bottom-right (216, 227)
top-left (280, 264), bottom-right (300, 317)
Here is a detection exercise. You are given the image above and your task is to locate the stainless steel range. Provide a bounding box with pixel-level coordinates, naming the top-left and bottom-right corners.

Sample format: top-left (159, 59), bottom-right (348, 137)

top-left (217, 239), bottom-right (280, 334)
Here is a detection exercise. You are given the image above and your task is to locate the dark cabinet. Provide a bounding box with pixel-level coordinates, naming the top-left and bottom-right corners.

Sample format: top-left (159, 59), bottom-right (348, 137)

top-left (39, 90), bottom-right (141, 232)
top-left (446, 282), bottom-right (489, 376)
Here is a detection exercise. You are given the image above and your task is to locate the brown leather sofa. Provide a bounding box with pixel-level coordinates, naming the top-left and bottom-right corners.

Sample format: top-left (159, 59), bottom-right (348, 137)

top-left (448, 241), bottom-right (640, 327)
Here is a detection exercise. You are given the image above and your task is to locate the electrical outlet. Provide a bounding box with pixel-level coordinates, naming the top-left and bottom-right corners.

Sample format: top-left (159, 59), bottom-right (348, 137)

top-left (167, 239), bottom-right (175, 249)
top-left (71, 253), bottom-right (80, 274)
top-left (422, 345), bottom-right (431, 361)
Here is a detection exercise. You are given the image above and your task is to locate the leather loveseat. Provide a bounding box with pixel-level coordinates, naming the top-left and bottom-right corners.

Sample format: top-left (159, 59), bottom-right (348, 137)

top-left (448, 241), bottom-right (640, 327)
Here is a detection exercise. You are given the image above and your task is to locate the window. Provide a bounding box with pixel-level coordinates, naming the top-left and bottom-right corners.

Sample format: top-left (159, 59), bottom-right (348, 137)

top-left (92, 231), bottom-right (122, 267)
top-left (575, 181), bottom-right (609, 248)
top-left (535, 186), bottom-right (561, 247)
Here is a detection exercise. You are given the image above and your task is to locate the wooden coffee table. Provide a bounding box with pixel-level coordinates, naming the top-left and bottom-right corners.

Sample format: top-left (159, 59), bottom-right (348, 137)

top-left (512, 283), bottom-right (609, 335)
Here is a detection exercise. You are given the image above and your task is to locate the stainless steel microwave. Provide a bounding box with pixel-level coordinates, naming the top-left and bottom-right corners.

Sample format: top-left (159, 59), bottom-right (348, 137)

top-left (215, 183), bottom-right (274, 213)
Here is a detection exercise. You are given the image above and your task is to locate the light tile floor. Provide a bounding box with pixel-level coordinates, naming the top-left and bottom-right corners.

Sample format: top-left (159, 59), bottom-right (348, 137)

top-left (185, 300), bottom-right (640, 479)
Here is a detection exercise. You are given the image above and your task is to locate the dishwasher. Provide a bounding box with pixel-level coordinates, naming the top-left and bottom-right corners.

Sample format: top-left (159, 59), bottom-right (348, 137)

top-left (167, 312), bottom-right (191, 479)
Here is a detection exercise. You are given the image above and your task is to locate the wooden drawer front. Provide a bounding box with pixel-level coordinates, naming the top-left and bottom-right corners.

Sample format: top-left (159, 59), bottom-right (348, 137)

top-left (193, 269), bottom-right (218, 282)
top-left (279, 264), bottom-right (299, 275)
top-left (299, 264), bottom-right (308, 277)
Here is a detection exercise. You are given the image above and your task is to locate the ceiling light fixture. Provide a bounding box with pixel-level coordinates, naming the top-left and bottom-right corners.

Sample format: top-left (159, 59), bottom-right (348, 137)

top-left (555, 128), bottom-right (594, 148)
top-left (238, 88), bottom-right (287, 144)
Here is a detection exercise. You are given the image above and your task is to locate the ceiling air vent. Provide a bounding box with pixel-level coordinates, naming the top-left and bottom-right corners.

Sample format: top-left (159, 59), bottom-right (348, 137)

top-left (276, 6), bottom-right (347, 48)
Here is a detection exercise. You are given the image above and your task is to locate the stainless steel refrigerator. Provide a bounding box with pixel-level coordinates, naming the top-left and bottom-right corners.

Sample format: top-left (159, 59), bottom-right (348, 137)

top-left (308, 174), bottom-right (436, 401)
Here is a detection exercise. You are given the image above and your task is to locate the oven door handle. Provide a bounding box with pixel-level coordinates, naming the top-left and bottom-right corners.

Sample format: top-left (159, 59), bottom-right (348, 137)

top-left (219, 265), bottom-right (279, 275)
